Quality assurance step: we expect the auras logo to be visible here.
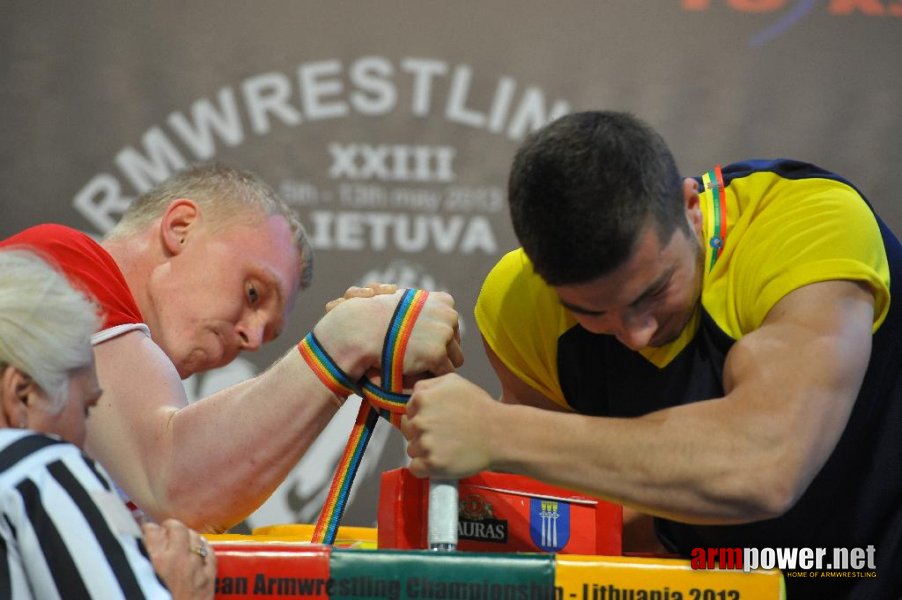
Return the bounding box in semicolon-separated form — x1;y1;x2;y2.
683;0;902;46
458;494;509;544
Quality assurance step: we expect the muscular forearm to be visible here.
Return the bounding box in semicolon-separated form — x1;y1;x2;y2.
489;399;792;525
158;351;340;531
406;375;797;524
90;327;378;531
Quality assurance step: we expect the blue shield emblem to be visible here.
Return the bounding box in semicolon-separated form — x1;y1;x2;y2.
529;498;570;552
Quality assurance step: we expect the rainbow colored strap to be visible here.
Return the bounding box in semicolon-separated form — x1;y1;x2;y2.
298;332;358;402
311;289;430;544
702;164;729;272
310;401;379;544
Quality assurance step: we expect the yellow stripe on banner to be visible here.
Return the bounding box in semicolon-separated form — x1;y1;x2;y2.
555;555;785;600
250;524;379;549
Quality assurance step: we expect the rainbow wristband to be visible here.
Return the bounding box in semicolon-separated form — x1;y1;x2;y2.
297;332;358;405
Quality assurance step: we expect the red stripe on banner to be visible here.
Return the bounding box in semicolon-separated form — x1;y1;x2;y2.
210;542;331;599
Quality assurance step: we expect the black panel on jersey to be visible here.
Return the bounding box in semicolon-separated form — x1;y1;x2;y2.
557;310;733;417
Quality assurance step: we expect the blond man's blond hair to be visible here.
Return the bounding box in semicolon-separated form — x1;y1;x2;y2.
107;163;314;289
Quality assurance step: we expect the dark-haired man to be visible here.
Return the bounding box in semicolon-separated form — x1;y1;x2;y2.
400;111;900;599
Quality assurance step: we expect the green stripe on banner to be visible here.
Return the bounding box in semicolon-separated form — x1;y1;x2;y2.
330;549;555;599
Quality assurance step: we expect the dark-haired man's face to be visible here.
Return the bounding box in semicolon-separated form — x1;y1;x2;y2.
554;221;704;351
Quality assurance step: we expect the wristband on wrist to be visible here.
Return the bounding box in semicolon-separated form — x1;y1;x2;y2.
297;332;358;407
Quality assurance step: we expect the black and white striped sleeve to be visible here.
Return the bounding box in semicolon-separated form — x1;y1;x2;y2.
0;432;172;599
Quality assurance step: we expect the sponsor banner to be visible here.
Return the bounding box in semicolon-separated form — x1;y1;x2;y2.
210;542;331;599
206;540;786;600
555;555;784;600
330;548;555;600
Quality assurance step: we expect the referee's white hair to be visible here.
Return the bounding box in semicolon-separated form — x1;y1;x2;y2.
0;249;101;413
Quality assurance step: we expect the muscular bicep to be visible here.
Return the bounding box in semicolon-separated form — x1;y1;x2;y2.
86;331;185;509
723;279;874;493
481;336;570;412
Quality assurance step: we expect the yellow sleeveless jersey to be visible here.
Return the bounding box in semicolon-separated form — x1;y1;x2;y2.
475;160;890;410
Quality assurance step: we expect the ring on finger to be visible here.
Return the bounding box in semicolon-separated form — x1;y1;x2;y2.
190;539;209;560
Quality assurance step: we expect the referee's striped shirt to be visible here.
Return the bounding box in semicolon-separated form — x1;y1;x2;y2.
0;429;171;599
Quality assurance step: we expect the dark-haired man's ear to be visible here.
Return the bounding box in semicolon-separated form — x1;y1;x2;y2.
682;178;703;237
161;198;201;255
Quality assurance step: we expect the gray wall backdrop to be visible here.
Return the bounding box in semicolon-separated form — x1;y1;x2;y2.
2;0;900;532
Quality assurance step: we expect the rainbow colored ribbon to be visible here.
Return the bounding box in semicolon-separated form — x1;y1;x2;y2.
297;333;358;400
702;164;729;272
308;288;429;544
